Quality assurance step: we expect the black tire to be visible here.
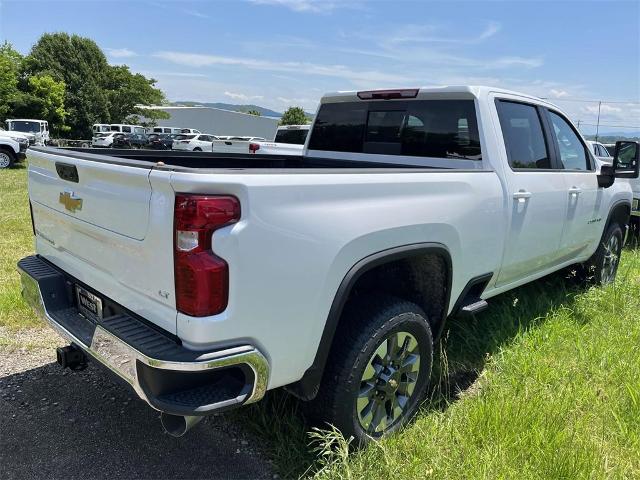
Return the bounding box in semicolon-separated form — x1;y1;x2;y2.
193;147;202;152
583;222;624;285
0;148;16;169
310;294;433;445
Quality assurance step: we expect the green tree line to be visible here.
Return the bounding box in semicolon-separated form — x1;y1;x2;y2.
0;33;168;139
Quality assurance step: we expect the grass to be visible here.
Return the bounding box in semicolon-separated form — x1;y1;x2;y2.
2;163;640;478
0;165;42;330
242;252;640;478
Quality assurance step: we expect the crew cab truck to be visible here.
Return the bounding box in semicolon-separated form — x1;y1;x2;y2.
17;86;639;443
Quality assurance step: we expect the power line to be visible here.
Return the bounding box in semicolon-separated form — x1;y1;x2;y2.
540;97;640;105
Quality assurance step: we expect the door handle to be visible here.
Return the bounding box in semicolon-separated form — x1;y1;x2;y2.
568;186;582;196
513;190;532;203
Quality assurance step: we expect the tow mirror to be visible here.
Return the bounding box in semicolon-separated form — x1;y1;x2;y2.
613;140;640;179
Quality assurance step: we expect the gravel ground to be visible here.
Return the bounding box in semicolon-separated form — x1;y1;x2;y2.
0;328;274;480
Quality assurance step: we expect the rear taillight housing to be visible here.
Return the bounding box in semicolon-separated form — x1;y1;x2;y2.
173;194;240;317
249;143;260;153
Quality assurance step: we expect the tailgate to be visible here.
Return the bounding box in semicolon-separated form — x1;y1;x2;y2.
29;149;152;240
27;148;178;334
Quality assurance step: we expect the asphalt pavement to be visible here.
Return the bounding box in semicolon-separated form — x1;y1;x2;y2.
0;344;273;480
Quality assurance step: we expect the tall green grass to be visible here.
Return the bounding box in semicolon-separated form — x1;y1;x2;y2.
0;165;40;329
243;251;640;479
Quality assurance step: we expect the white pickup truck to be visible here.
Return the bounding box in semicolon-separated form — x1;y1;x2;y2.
250;124;310;156
18;86;639;443
0;135;27;168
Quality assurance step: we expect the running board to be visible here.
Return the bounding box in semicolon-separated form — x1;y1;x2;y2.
459;299;489;317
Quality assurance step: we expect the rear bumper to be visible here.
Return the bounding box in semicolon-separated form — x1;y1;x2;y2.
17;255;269;416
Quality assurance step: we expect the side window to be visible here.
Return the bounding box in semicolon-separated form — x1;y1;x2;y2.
122;126;132;133
496;101;550;169
548;111;590;170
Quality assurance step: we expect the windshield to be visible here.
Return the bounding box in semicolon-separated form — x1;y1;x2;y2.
9;121;41;133
274;129;308;145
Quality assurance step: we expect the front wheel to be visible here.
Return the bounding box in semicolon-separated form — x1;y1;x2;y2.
311;295;433;445
584;223;624;285
0;149;16;169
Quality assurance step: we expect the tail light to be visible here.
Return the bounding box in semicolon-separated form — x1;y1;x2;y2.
357;88;419;100
249;143;260;153
174;194;240;317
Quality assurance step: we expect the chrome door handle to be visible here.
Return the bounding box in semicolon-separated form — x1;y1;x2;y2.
568;187;582;196
513;190;532;203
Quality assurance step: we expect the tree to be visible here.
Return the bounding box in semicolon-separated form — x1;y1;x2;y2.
105;65;168;125
23;33;110;138
247;109;261;116
280;106;308;125
0;42;22;121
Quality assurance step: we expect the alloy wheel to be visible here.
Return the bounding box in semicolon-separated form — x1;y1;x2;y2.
0;152;11;169
602;234;620;284
356;331;421;435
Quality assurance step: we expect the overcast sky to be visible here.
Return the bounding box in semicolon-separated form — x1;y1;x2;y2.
1;0;638;135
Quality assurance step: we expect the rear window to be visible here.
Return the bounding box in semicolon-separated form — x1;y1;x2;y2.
308;100;481;160
175;134;196;140
274;128;309;145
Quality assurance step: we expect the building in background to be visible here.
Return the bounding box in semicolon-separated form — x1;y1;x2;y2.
139;106;279;139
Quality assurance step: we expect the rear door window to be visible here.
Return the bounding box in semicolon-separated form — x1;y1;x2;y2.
308;100;481;160
496;101;551;169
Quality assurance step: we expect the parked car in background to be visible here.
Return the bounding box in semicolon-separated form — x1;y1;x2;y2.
5;119;49;145
274;124;310;145
172;133;217;151
587;140;613;164
180;128;201;134
0;126;35;146
211;136;267;154
19;86;639;443
0;136;26;169
112;132;148;149
91;132;119;148
250;126;310;156
146;133;176;150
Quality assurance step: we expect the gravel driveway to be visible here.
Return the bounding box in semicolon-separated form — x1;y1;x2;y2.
0;329;274;480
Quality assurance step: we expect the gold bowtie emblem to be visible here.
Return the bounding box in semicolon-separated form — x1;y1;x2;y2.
59;191;83;213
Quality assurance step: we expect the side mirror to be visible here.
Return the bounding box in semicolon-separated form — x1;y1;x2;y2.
613;140;640;179
598;164;615;188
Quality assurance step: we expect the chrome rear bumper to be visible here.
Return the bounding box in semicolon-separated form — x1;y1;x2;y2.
18;255;269;416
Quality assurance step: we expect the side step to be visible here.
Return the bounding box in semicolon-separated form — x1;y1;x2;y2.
459;299;489;317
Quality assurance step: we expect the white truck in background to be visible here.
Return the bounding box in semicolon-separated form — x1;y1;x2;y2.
0;135;27;168
251;124;309;156
17;86;639;444
6;119;49;145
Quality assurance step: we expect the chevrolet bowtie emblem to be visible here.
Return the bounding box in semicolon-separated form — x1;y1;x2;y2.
59;191;83;213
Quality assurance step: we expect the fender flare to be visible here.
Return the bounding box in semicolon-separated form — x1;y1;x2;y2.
285;242;452;400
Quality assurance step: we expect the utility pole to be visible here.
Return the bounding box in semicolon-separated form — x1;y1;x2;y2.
595;101;602;142
576;119;581;131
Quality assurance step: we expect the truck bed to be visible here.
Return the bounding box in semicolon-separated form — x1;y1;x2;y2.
38;147;464;171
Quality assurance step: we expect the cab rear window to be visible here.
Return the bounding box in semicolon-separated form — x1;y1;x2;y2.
308;100;481;160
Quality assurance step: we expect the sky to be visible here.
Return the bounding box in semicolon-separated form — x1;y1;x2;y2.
0;0;639;135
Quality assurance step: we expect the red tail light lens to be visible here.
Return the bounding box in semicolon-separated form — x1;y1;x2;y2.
357;89;419;100
174;194;240;317
249;142;260;153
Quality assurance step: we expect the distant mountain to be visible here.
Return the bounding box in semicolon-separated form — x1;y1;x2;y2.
171;101;284;118
171;101;315;118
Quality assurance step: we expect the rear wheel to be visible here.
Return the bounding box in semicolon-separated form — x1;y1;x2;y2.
584;223;624;285
311;295;433;445
0;149;16;169
193;147;202;152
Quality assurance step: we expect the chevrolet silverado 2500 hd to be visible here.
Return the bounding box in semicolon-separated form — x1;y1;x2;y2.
18;86;639;443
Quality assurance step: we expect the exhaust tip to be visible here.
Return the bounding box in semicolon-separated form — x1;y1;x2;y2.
160;413;204;437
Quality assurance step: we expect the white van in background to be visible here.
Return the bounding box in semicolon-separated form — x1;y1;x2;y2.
92;124;111;134
152;126;183;135
110;124;146;134
6;119;49;145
